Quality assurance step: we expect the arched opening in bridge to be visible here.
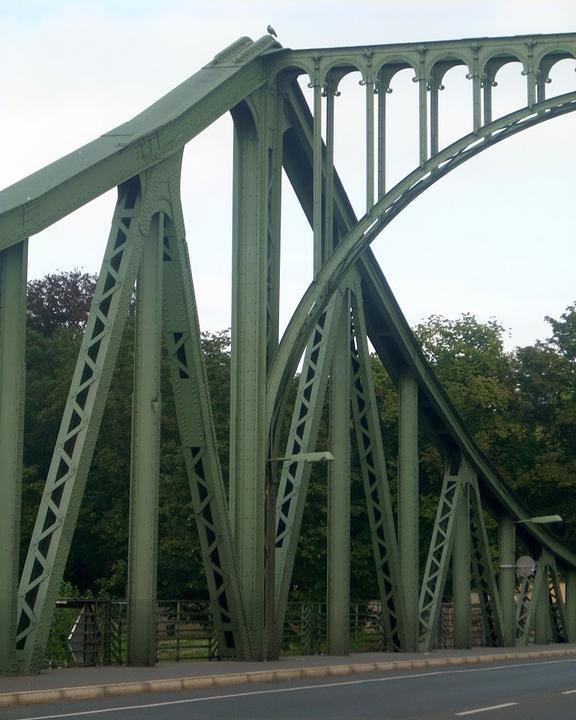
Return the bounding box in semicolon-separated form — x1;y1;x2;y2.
490;59;526;120
383;67;420;190
434;64;474;151
545;57;576;98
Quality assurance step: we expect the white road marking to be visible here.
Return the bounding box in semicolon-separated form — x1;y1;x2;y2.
10;657;576;720
455;702;518;716
562;689;576;694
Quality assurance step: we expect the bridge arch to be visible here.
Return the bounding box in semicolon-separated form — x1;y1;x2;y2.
427;53;473;83
267;92;576;436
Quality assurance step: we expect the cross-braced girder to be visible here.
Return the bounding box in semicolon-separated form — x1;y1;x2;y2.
1;31;575;671
469;479;503;647
349;281;405;651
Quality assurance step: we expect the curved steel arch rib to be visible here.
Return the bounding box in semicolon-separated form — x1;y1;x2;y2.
268;91;576;433
273;87;576;567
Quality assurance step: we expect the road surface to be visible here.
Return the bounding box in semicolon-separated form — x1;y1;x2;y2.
3;657;576;719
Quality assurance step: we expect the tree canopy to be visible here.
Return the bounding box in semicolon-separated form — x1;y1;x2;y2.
20;270;576;599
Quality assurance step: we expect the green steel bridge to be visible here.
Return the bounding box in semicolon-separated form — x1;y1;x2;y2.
1;31;575;673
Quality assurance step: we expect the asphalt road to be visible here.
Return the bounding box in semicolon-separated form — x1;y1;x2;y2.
3;658;576;720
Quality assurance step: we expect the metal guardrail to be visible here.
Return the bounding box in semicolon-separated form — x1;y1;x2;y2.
46;600;126;668
45;599;217;668
45;599;486;667
156;601;217;662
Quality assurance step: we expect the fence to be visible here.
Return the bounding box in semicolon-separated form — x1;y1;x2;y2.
44;599;485;667
45;599;215;668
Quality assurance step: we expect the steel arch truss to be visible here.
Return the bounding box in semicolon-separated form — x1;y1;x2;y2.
1;32;575;672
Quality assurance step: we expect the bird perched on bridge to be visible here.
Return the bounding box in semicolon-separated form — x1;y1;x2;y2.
267;25;278;38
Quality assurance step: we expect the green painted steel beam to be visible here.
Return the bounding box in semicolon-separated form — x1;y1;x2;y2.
349;280;405;651
453;473;471;649
268;33;576;72
229;90;275;660
516;555;547;646
567;570;576;642
327;290;351;656
419;456;472;651
0;37;280;251
15;158;177;672
0;241;27;675
498;515;516;647
161;205;249;658
126;213;164;666
546;556;569;643
272;297;343;654
398;372;419;651
469;478;503;647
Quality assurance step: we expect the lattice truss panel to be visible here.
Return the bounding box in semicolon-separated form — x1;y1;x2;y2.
349;282;404;651
16;177;143;669
515;551;569;646
1;32;575;671
469;478;503;647
419;459;466;650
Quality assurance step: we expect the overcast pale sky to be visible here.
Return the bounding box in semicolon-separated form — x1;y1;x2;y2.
1;0;575;349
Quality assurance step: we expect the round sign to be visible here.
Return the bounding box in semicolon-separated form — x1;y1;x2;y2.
516;555;536;578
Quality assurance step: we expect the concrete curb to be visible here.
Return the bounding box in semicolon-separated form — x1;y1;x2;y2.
1;648;575;709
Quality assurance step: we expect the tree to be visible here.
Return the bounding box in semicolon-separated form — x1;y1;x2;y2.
27;270;96;336
512;304;576;546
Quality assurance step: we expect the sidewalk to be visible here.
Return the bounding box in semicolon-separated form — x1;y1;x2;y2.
1;644;575;708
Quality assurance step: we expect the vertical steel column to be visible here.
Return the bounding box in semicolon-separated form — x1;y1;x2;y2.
566;569;576;642
327;290;351;655
453;472;471;649
417;60;428;166
398;372;419;650
469;478;503;646
429;76;439;157
161;212;248;658
16;175;146;672
324;78;335;252
264;88;283;660
525;54;536;109
365;78;375;210
127;213;164;665
536;70;547;103
272;298;342;653
350;284;405;650
498;515;516;646
471;53;482;133
229;97;269;660
533;555;549;644
266;89;283;363
546;556;569;642
0;241;27;675
377;74;387;199
419;456;466;651
312;79;324;274
325;73;349;653
483;75;493;125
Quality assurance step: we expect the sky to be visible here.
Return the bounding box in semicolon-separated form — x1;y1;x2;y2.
0;0;575;350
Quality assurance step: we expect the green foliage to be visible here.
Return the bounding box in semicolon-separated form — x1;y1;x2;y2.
27;270;96;336
414;308;576;549
20;269;576;606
